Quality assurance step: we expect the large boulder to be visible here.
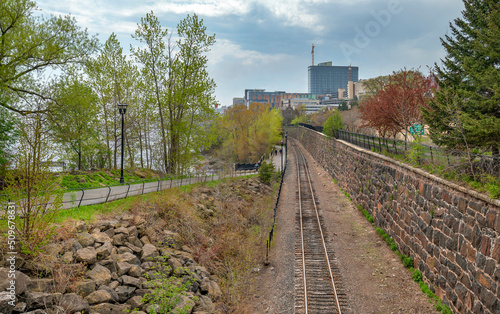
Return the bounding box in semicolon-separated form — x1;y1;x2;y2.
77;232;95;247
173;295;195;313
126;295;144;311
117;252;140;265
92;232;112;244
116;262;132;277
85;290;113;305
25;292;61;311
87;265;111;286
69;280;95;297
128;265;144;278
114;227;130;235
0;291;15;314
112;233;126;246
141;244;159;261
27;279;54;293
90;302;129;314
98;285;119;303
96;241;113;260
59;293;89;313
75;247;97;265
115;286;136;302
0;268;31;295
121;275;142;288
200;278;222;298
197;295;215;313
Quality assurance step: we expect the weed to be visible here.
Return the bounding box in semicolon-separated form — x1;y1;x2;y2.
401;255;413;268
357;205;373;223
411;269;422;282
142;257;195;313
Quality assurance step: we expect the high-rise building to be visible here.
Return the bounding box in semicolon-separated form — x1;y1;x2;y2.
308;63;359;95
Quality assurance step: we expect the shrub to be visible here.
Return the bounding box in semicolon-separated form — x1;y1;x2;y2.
258;161;275;185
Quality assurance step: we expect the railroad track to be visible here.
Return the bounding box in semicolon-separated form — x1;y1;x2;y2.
292;140;349;313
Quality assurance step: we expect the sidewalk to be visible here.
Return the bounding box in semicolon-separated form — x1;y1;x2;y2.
60;171;255;209
270;145;286;172
1;171;256;213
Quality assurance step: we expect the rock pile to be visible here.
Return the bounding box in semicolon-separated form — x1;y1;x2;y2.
0;217;221;314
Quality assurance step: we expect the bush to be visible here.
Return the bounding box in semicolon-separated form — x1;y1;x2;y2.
258;161;275;185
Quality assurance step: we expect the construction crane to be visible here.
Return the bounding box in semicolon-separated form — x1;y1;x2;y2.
311;44;315;66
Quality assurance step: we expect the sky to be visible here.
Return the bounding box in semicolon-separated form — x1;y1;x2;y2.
36;0;465;107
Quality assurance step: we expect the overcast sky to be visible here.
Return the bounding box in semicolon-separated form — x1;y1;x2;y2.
37;0;465;106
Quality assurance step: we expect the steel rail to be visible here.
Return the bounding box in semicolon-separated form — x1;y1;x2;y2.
293;141;342;314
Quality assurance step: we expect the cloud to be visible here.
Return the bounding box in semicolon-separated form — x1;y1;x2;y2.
208;39;290;66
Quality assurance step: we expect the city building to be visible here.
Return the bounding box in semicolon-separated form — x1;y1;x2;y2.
354;80;368;100
308;63;359;95
232;97;244;106
244;89;312;108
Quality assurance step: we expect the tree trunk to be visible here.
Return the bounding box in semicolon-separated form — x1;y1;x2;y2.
139;125;144;168
126;132;134;168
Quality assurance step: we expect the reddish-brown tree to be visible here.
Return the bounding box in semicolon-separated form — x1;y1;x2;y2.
360;69;433;144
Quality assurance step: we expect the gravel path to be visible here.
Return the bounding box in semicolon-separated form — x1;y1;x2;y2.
251;139;438;313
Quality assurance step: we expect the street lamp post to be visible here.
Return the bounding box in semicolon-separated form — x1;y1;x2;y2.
118;103;128;184
280;139;283;172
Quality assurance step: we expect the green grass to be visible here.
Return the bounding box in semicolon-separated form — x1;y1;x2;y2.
53;192;154;223
357;204;374;224
53;174;257;224
57;168;178;191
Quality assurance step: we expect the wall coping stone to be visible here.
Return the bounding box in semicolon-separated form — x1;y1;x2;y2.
297;126;500;208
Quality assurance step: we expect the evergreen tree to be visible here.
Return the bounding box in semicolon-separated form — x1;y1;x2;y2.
339;100;349;111
423;0;500;157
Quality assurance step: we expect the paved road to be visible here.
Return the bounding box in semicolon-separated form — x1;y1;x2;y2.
61;172;256;209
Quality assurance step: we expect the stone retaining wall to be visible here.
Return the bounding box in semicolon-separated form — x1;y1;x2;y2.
286;126;500;314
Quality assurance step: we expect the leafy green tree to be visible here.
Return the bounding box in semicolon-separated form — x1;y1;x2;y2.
323;110;343;138
86;33;135;169
0;0;98;115
339;100;349;111
359;75;390;103
49;72;99;170
291;115;308;125
132;12;217;174
249;108;283;161
214;103;282;163
423;0;500;157
0;104;18;175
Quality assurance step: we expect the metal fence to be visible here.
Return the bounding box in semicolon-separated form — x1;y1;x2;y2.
0;170;258;213
338;130;500;179
265;141;288;264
